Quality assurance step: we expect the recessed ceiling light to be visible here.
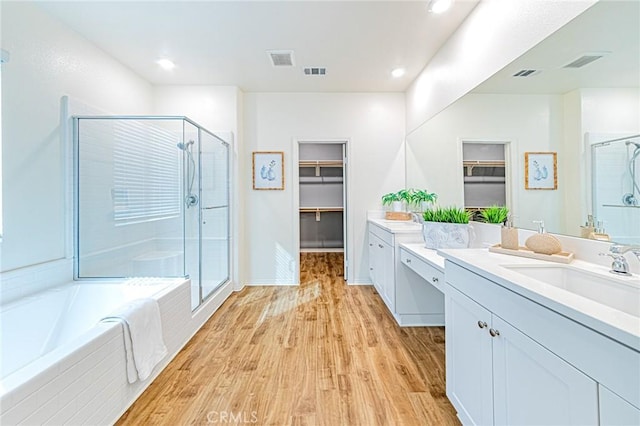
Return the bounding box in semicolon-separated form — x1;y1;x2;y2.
391;68;406;78
157;58;176;71
429;0;453;14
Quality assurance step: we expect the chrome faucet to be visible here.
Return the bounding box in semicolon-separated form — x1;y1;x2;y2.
600;244;640;276
610;244;640;258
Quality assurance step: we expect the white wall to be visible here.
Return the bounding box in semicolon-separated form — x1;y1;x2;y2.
153;86;240;136
406;93;566;233
243;93;405;285
1;2;153;272
405;0;596;133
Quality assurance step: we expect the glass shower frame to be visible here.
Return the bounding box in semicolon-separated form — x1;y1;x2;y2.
591;133;640;244
73;116;231;310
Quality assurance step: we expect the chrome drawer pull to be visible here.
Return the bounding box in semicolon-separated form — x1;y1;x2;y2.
489;328;500;337
477;321;487;329
432;277;439;283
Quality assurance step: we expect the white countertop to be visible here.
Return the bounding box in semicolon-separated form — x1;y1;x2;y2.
438;248;640;352
400;243;445;271
368;218;422;233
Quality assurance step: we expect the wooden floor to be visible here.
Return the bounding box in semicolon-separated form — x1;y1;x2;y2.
117;253;459;425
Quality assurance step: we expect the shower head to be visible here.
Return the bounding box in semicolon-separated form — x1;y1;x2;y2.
177;140;195;151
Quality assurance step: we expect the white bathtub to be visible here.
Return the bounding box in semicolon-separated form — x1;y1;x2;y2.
0;277;192;425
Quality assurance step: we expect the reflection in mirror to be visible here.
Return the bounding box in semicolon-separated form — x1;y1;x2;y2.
405;0;640;243
591;134;640;244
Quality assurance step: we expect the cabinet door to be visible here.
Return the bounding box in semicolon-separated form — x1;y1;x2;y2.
381;240;395;311
446;287;494;426
368;232;377;289
599;385;640;426
492;315;598;426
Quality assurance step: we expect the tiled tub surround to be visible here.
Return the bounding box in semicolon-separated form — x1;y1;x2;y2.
0;277;191;425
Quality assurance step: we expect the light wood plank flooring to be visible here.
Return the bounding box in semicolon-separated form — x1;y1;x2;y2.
117;253;459;425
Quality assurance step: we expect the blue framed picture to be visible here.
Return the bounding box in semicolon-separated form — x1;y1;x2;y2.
252;151;284;190
525;151;557;190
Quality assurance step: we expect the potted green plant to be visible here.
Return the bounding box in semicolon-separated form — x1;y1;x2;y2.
409;189;437;212
381;191;403;212
422;206;474;249
479;205;509;224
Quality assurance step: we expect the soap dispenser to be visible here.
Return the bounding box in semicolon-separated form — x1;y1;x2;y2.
500;214;519;250
524;220;562;255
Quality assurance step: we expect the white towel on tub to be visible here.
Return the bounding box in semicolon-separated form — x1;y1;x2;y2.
100;298;168;383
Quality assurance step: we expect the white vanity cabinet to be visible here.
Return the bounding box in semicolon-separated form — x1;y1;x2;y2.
600;385;640;426
447;286;598;426
368;230;394;308
444;258;640;426
368;220;438;325
398;246;445;324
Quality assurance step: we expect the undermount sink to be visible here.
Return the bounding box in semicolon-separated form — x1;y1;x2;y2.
501;264;640;318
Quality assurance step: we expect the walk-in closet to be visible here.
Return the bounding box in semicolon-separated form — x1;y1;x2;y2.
298;143;346;253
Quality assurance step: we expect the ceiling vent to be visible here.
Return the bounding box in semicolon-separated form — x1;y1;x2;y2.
512;69;541;77
267;50;295;67
303;67;326;76
563;52;609;69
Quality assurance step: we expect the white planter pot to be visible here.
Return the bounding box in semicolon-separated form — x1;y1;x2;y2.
422;221;475;249
392;201;403;212
420;201;434;212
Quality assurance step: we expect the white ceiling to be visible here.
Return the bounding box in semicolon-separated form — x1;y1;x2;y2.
35;0;480;92
473;0;640;95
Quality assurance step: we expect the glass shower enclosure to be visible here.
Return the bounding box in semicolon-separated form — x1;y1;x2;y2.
73;116;230;310
591;133;640;244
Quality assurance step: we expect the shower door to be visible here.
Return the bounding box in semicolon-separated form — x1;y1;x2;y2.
198;130;230;304
182;123;230;310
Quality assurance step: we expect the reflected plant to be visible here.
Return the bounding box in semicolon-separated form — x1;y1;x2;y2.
479;205;509;224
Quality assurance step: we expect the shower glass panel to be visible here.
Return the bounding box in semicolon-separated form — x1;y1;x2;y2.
199;131;230;302
591;134;640;244
74;116;230;310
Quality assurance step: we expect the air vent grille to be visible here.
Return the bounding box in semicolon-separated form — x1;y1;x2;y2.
513;69;540;77
563;54;606;69
267;50;294;67
304;67;326;76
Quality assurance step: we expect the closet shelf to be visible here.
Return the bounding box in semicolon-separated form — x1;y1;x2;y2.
299;160;344;177
300;207;344;213
300;207;343;222
299;160;344;167
463;176;506;183
463;160;505;176
300;176;344;184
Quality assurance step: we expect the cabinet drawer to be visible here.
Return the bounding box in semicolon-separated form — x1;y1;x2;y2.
400;248;444;293
368;223;394;246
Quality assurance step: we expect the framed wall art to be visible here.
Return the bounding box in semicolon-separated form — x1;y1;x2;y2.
525;151;557;190
252;151;284;190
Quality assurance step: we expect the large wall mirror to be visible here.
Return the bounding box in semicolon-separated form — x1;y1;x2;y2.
406;0;640;244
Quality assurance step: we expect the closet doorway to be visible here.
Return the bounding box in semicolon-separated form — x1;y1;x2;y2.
462;140;511;219
296;141;348;281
